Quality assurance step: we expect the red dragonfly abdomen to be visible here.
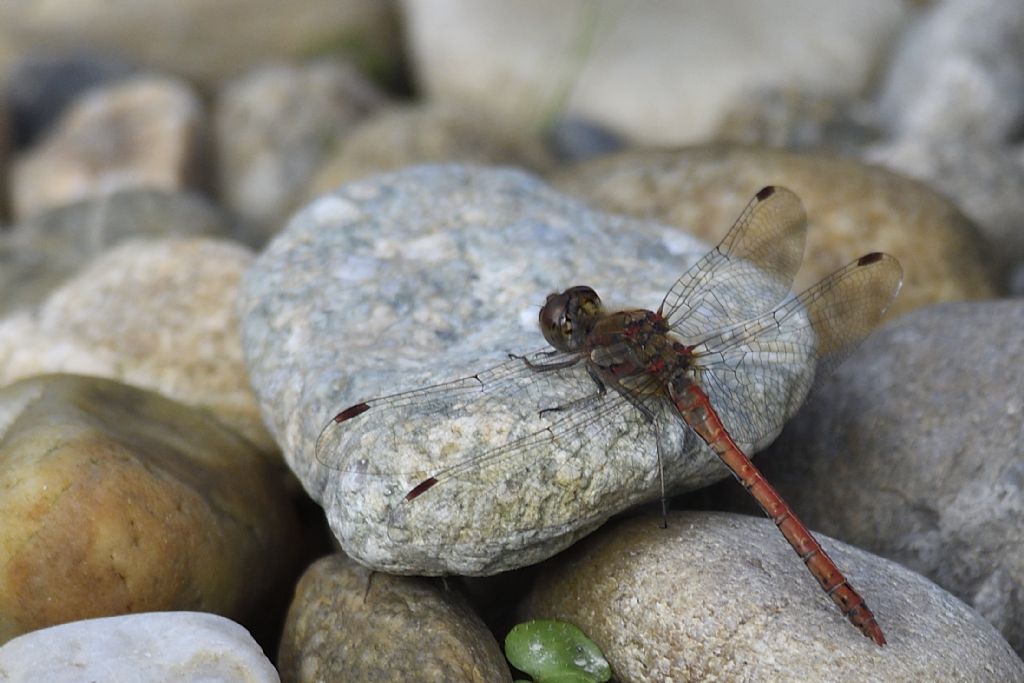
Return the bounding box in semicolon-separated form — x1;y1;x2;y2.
673;383;886;646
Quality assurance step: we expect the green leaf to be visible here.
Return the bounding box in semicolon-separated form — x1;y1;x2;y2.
505;619;611;683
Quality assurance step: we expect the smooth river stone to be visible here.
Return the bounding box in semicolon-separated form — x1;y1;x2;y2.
521;511;1024;683
278;553;511;682
0;375;299;643
0;612;279;683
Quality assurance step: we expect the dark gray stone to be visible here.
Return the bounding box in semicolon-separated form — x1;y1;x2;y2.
723;301;1024;655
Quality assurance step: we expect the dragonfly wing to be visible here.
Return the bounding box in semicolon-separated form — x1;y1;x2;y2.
660;186;808;343
315;349;692;560
316;348;579;476
690;253;903;446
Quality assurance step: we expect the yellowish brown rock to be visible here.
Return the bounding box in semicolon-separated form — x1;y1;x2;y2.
278;553;511;683
308;103;553;197
0;374;300;644
552;145;998;317
0;237;274;453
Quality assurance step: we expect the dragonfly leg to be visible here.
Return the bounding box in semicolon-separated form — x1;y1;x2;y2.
654;423;669;528
362;570;377;604
538;367;607;417
511;351;582;372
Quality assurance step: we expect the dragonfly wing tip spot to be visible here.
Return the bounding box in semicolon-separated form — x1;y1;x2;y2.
405;476;439;501
336;402;371;422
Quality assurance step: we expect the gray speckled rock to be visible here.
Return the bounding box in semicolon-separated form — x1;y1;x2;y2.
0;612;279;683
278;553;511;682
875;0;1024;143
238;165;820;575
522;511;1024;682
718;301;1024;656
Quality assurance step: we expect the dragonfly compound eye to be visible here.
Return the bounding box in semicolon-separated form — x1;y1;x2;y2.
540;291;573;351
540;286;604;352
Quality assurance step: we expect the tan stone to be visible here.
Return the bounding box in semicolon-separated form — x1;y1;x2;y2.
309;102;553;196
11;76;206;219
522;511;1023;682
0;237;275;453
552;145;998;317
0;375;300;644
278;553;511;683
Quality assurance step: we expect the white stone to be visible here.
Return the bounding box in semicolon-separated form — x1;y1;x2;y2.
0;612;279;683
402;0;910;145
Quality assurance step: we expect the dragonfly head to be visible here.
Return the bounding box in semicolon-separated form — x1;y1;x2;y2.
539;285;604;352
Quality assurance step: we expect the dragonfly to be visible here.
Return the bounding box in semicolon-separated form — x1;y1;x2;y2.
317;186;902;646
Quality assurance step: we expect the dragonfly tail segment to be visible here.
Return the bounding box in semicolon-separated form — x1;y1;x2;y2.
675;384;886;646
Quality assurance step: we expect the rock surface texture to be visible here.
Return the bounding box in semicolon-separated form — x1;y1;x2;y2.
522;512;1024;683
278;553;511;683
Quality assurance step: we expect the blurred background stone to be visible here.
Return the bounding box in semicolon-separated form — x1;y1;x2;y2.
307;102;553;197
0;189;231;316
0;98;8;221
544;116;624;163
215;59;386;245
402;0;911;145
552;145;999;318
715;89;882;156
2;52;140;150
875;0;1024;144
865;139;1024;288
0;237;275;453
0;1;402;88
11;76;208;219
